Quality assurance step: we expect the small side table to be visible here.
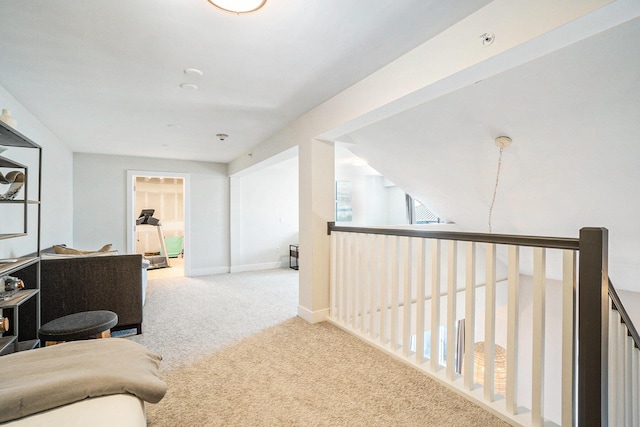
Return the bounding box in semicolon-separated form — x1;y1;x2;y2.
289;244;299;270
39;310;118;346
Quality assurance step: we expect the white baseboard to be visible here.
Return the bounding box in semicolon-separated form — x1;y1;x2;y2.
230;261;289;273
185;262;291;276
188;266;230;276
297;305;329;324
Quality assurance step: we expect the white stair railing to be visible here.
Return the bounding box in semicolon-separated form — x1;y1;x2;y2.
327;224;640;426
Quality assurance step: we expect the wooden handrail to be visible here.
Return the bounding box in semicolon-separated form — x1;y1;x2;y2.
327;222;580;250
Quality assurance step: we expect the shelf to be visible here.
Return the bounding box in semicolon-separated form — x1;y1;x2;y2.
0;199;40;204
0;338;40;355
0;289;39;309
0;335;17;354
0;155;27;169
0;256;39;276
0;121;41;149
0;233;28;241
0;119;42;357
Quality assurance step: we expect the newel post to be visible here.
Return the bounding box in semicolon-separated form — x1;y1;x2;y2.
578;227;609;426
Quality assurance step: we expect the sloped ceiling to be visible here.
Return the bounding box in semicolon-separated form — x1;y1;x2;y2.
343;17;640;290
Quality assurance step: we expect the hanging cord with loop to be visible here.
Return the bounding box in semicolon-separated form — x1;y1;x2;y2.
488;146;504;233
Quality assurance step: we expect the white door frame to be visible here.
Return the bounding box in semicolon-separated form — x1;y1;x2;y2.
126;170;191;276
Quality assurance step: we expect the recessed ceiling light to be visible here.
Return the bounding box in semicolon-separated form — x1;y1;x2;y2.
180;83;198;90
207;0;267;14
184;68;203;77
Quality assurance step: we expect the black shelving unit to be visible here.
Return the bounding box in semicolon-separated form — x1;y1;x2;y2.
0;120;42;355
289;244;299;270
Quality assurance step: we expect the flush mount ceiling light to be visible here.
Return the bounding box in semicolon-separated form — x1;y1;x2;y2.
207;0;267;14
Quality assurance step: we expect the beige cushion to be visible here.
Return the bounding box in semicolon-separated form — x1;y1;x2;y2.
42;251;119;259
53;244;112;255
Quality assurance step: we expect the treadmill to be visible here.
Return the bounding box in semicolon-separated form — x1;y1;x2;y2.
136;209;170;269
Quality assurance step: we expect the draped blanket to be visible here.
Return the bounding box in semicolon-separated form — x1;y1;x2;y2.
0;339;166;423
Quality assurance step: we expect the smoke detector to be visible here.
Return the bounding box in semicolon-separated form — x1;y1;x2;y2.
480;32;495;46
216;133;229;141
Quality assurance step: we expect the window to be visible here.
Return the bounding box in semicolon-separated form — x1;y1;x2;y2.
406;194;441;224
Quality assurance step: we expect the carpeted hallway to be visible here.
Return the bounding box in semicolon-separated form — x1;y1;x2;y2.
129;269;508;426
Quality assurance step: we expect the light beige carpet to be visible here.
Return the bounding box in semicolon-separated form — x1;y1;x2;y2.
131;269;508;426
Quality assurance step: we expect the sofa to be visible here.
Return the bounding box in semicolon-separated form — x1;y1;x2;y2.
0;339;166;426
20;250;148;335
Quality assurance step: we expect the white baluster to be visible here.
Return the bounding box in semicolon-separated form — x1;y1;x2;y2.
337;232;346;324
626;335;633;426
416;238;426;365
484;243;496;402
609;303;618;427
369;234;378;339
347;234;355;328
380;235;390;346
364;233;373;334
390;236;400;351
356;233;365;332
464;242;476;391
430;239;441;372
633;346;639;427
561;250;576;426
330;231;337;319
506;245;520;414
616;312;627;426
403;237;414;358
531;247;546;427
617;309;626;425
446;240;457;380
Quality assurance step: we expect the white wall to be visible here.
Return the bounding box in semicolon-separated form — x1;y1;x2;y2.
335;147;408;226
386;185;408;225
0;84;73;258
230;156;298;271
346;175;406;226
73;153;229;275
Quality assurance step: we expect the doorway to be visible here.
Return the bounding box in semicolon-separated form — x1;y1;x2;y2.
127;171;190;277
